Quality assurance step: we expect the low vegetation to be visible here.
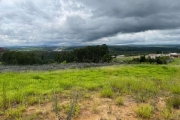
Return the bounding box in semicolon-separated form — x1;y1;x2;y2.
131;55;172;64
136;104;153;118
115;96;124;106
0;58;180;119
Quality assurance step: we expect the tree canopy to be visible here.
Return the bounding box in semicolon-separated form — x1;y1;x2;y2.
2;44;112;65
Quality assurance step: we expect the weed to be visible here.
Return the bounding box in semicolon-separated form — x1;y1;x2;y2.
61;60;67;65
2;82;8;111
166;96;180;109
61;104;70;114
136;104;153;118
66;89;80;120
135;90;155;103
53;94;64;120
92;102;99;114
27;114;37;120
84;93;91;99
170;85;180;94
6;105;26;119
10;91;25;105
115;96;124;106
161;108;172;119
100;87;113;98
84;84;100;91
74;104;80;117
35;110;44;119
27;96;38;105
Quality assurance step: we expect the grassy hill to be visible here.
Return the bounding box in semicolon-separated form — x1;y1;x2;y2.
0;60;180;119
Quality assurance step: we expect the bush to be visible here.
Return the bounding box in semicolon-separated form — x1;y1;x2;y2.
100;87;113;98
131;56;172;64
102;54;112;63
166;96;180;110
136;104;153;118
115;97;124;106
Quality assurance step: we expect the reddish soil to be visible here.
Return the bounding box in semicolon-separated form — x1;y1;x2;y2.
1;93;180;120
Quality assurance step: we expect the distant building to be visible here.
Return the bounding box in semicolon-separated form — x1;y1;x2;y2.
148;54;163;59
112;55;125;58
148;53;172;59
52;48;62;52
116;55;125;58
169;53;180;58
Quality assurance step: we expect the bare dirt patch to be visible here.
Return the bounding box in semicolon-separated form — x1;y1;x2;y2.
1;93;180;120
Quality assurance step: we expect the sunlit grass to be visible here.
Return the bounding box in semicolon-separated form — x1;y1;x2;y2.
169;58;180;65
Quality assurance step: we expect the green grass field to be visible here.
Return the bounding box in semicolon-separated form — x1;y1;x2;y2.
169;58;180;65
1;59;180;119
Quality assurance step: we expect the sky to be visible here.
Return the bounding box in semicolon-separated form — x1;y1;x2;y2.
0;0;180;46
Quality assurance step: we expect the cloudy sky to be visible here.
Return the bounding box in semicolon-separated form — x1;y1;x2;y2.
0;0;180;46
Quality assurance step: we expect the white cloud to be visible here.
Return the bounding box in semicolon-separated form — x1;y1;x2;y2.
0;0;180;46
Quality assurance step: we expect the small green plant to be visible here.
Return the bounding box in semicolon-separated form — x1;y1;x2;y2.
166;96;180;110
2;82;8;111
136;104;153;118
135;89;156;103
100;87;113;98
0;109;4;116
170;85;180;94
61;60;67;65
161;108;172;119
26;114;37;120
84;93;91;99
27;96;38;105
115;97;124;106
6;105;26;119
74;104;80;117
53;94;64;120
59;104;69;113
92;102;99;114
66;89;80;120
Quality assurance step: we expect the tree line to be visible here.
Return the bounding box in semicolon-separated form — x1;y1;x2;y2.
130;55;172;64
1;44;112;65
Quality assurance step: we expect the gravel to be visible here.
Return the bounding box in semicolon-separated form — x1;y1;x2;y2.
0;63;119;72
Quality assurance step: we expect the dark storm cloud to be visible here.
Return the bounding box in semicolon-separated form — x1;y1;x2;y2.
0;0;180;46
75;0;180;41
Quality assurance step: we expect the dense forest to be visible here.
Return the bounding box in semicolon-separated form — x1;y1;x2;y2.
1;44;112;65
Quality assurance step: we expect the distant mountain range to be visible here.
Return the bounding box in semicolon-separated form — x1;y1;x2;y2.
1;44;180;56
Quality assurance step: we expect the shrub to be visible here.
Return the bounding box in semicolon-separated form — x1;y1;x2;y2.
61;60;67;65
100;87;113;98
6;106;26;119
161;108;172;119
115;97;124;106
136;104;153;118
166;96;180;110
27;96;39;105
